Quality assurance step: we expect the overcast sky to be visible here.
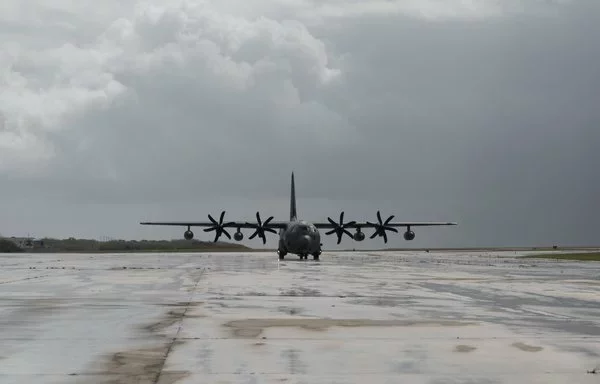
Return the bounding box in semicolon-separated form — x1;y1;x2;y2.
1;0;599;249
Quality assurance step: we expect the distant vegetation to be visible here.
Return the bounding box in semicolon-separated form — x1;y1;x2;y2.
1;237;598;255
520;252;600;261
0;238;25;253
0;237;250;253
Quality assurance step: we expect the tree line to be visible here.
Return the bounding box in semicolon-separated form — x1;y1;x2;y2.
0;237;251;253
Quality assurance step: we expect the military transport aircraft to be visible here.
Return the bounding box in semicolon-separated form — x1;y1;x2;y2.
140;173;457;260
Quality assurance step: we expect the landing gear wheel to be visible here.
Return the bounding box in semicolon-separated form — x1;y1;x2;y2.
277;239;287;260
312;253;320;261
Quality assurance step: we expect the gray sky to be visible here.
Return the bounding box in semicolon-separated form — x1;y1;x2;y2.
1;0;599;249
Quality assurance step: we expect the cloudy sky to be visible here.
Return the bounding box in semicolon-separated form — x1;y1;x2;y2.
1;0;599;249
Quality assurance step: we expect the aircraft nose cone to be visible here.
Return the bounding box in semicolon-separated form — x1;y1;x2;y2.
301;235;310;247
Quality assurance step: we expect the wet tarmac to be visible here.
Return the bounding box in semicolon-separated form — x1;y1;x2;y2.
0;250;599;383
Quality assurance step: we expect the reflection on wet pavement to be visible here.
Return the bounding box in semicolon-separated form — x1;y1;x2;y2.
0;250;599;383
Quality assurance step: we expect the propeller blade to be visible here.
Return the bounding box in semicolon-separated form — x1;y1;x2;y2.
246;212;276;243
367;211;399;243
208;214;217;224
324;212;357;243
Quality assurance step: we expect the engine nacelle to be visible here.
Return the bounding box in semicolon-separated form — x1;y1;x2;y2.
234;231;244;241
184;230;194;240
404;230;415;241
354;230;365;241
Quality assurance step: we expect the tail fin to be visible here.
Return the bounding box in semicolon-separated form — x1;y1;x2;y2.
290;172;297;221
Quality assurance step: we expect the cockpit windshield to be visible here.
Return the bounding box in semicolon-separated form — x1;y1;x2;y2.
297;222;316;233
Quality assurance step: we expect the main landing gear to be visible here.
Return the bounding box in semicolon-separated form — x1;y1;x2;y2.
277;250;320;261
298;252;320;261
278;240;287;260
278;249;286;260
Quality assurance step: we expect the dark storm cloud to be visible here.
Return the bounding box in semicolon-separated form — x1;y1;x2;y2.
1;0;598;248
329;3;599;246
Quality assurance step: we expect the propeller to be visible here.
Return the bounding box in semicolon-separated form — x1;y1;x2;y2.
246;211;277;244
367;210;398;243
325;211;356;244
203;211;235;242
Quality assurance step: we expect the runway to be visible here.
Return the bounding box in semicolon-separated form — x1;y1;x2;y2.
0;250;599;383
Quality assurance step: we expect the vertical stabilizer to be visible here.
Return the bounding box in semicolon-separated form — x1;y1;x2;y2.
290;172;297;221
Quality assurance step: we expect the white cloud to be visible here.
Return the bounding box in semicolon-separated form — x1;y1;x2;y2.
229;0;574;25
1;0;576;180
0;0;350;181
300;0;503;21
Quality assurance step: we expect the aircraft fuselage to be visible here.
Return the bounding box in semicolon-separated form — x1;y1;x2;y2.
278;220;321;260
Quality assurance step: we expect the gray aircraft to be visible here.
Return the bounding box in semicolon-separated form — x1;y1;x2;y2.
140;173;457;260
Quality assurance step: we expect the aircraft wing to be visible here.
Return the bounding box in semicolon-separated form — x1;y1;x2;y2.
310;211;457;244
139;211;286;244
311;210;457;229
312;221;457;228
139;221;288;229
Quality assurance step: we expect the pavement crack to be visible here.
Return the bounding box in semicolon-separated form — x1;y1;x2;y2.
0;274;51;284
152;267;205;384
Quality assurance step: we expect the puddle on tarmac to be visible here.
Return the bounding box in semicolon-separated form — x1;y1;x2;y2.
223;318;476;338
454;345;477;353
512;342;543;352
